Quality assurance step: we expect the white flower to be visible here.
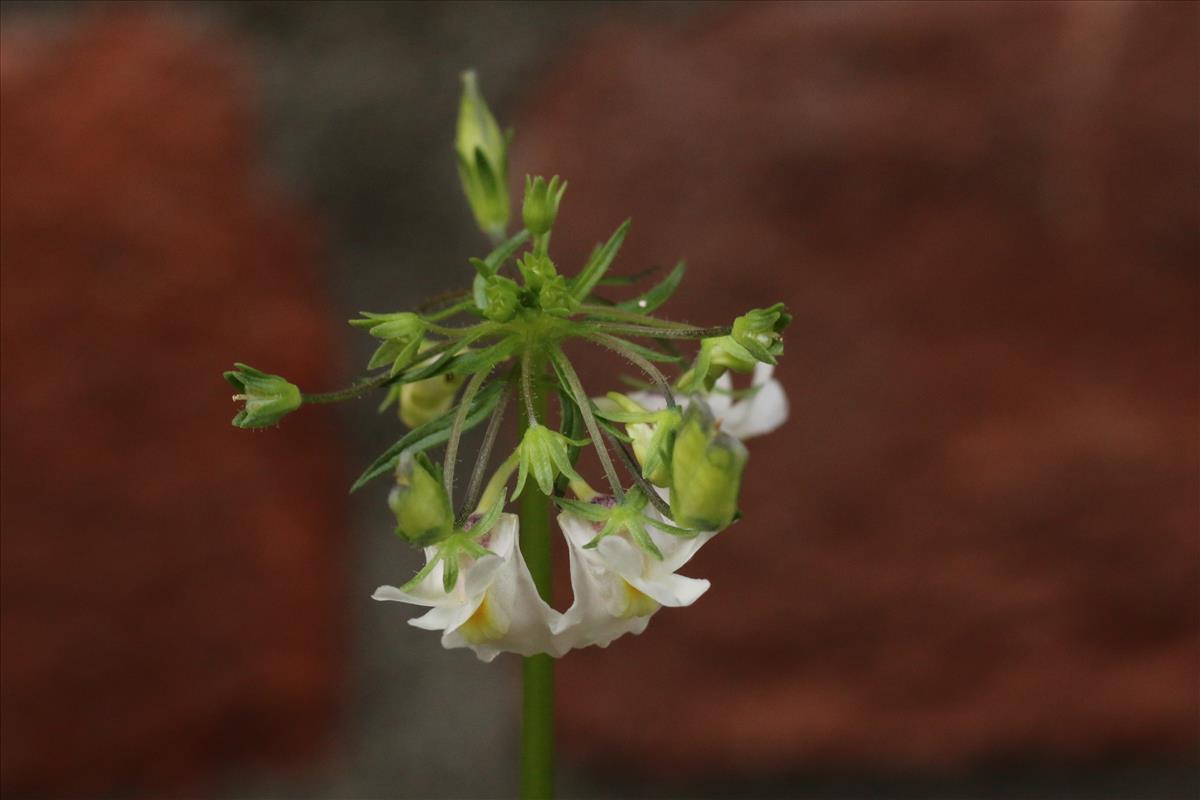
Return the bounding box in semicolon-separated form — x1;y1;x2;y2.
372;514;562;662
632;362;787;440
553;506;717;650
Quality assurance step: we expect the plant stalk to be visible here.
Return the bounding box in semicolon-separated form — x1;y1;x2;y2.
519;354;554;800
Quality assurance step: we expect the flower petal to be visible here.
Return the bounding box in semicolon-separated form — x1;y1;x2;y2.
375;514;563;662
721;364;788;439
556;513;654;649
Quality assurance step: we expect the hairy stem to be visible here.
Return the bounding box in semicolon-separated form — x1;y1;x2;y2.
552;349;624;501
605;431;674;519
589;322;731;339
521;347;539;425
300;372;392;404
575;305;696;328
442;369;490;507
458;384;511;526
586;332;677;409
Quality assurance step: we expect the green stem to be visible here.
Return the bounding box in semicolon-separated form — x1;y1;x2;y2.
442;369;490;506
519;358;554;800
552;348;625;502
586;332;677;409
576;305;695;328
589;322;731;339
300;372;391;404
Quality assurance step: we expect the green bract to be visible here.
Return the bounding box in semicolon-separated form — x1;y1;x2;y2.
223;363;302;428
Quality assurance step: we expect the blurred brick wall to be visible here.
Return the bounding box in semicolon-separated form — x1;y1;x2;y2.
1;13;344;797
513;0;1199;777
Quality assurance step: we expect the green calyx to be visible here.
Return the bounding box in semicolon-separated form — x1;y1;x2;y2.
556;487;697;561
400;496;507;594
514;422;588;498
351;312;428;375
732;303;790;365
680;303;791;391
669;399;747;532
224;363;302;428
522;174;567;238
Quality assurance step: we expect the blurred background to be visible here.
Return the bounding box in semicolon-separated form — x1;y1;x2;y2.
1;2;1197;798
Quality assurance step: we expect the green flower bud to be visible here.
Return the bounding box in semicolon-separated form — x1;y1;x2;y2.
389;452;454;546
731;303;790;365
224;363;302;429
522;175;567;236
516;250;557;290
669;399;747;531
400;370;465;428
537;274;578;317
515;423;587;498
482;275;521;322
455;70;510;239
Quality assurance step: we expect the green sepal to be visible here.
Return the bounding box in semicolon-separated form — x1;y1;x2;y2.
514;423;588;498
571;218;630;301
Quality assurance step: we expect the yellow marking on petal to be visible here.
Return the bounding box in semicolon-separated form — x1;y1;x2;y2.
617;579;659;619
457;593;510;644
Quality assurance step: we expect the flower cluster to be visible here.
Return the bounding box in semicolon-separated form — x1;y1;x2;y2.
224;72;788;662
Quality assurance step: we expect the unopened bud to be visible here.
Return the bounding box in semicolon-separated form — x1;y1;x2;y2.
455;71;510;239
516;250;557;290
389;452;454;546
669;399;747;531
482;275;521;322
401;370;464;428
522;175;566;236
537;274;577;317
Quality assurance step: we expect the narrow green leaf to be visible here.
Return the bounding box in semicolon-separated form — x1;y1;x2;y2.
615;260;685;314
596;265;661;287
350;381;504;493
571;219;630;301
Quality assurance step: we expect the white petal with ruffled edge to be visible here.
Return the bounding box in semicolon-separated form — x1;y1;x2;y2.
554;511;717;651
373;514;563;662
